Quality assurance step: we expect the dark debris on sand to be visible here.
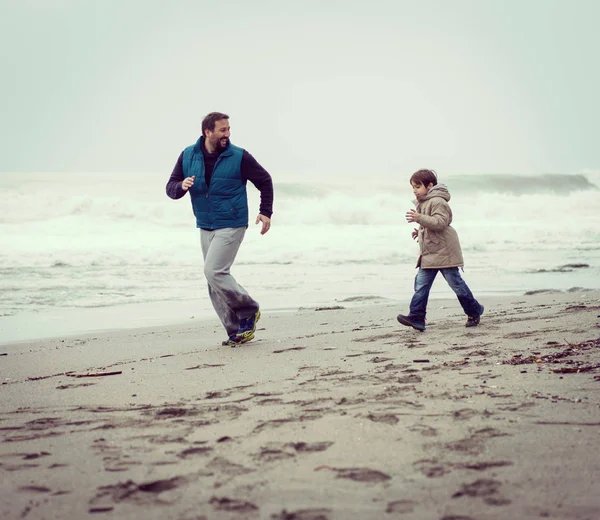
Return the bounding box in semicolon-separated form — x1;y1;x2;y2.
503;337;600;373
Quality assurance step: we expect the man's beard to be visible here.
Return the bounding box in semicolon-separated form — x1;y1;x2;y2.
216;139;228;152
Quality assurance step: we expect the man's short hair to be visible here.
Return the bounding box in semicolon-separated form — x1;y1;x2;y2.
202;112;229;136
410;169;438;187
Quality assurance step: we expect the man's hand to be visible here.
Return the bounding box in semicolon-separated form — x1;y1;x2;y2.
411;227;419;241
406;209;420;223
256;214;271;235
182;176;195;191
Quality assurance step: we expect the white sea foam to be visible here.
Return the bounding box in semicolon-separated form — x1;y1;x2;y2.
1;171;599;342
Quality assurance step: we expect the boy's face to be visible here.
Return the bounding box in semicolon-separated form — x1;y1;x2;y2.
411;181;433;200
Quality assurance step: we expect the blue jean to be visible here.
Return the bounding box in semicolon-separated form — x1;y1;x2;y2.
408;267;482;325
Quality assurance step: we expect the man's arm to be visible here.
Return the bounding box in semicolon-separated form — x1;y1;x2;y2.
165;151;188;199
241;151;273;218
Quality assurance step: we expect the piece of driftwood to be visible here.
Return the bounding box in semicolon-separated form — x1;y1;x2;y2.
66;371;123;378
535;421;600;426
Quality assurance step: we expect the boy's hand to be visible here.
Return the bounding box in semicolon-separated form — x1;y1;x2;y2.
411;228;419;241
406;209;420;223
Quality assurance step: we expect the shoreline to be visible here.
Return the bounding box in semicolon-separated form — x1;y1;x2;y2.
1;286;596;347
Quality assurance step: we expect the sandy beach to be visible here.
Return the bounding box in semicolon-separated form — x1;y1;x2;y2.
1;290;599;520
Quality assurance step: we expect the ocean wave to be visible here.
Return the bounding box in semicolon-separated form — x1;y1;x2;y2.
424;173;597;195
273;173;598;199
0;172;597;227
338;295;392;302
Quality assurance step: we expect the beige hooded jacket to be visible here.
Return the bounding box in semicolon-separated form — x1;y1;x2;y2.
414;184;464;269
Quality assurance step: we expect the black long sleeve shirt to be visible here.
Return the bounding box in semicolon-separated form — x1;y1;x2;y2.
165;145;274;218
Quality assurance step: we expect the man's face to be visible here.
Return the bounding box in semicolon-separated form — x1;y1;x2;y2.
205;119;231;152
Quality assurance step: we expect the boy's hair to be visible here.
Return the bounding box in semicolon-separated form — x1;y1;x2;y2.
202;112;229;136
410;169;438;187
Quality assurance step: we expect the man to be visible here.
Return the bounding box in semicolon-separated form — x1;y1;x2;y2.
166;112;273;347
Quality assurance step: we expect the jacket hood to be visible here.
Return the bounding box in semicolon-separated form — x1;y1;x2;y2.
412;183;451;206
424;183;451;202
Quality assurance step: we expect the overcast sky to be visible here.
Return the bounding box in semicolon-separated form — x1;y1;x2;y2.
1;0;598;179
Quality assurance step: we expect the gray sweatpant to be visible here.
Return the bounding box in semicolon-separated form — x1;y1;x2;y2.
200;227;259;336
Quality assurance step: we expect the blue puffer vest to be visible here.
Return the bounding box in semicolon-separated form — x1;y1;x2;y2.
182;137;248;229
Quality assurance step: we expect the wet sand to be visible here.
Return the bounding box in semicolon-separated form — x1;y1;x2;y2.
1;290;599;520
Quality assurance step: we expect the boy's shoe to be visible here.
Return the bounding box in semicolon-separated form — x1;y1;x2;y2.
465;305;484;328
465;315;480;327
237;310;261;340
397;314;426;332
222;332;255;347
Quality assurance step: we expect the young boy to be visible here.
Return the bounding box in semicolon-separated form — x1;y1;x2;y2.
397;169;483;331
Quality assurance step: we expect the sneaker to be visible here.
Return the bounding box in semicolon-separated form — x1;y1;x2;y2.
465;305;484;328
221;335;236;346
237;310;261;339
397;314;426;332
222;332;255;347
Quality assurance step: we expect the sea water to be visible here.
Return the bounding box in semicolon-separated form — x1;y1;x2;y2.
1;171;598;343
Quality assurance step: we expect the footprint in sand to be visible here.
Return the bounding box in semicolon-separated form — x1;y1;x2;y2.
502;331;542;339
177;446;213;459
154;407;198;418
456;460;513;471
271;509;332;520
254;413;324;433
273;346;306;354
497;402;536;412
209;496;258;513
386;500;418;513
184;363;225;370
440;428;510;456
56;383;96;390
18;485;52;493
369;356;394;363
203;390;232;399
255;441;334;462
315;466;391;483
452;478;511;506
20;451;51;460
138;479;186;493
397;373;422;384
408;424;438;437
413;459;451;478
255;445;296;462
207;456;254;476
451;408;486;421
291;441;333;453
366;413;399;425
90;476;189;506
336;467;391;482
256;397;285;406
353;333;398;343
